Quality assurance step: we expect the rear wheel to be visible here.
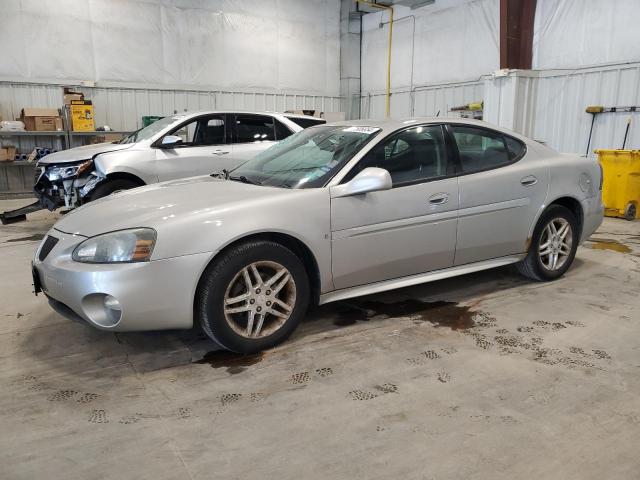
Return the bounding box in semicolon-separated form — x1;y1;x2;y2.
624;202;636;221
516;205;579;281
91;179;140;200
196;240;310;353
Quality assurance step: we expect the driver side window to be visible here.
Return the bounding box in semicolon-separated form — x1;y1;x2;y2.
342;125;449;186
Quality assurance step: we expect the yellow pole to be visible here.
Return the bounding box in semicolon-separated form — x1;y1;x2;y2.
356;0;393;118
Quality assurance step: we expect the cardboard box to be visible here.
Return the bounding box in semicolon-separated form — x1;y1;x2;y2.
89;133;124;144
21;108;63;131
63;88;84;105
0;146;17;162
70;100;95;131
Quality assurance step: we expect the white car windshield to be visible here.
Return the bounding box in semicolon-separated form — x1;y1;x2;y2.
229;125;381;189
119;115;187;144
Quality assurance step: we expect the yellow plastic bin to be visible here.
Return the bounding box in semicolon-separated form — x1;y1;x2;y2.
595;149;640;220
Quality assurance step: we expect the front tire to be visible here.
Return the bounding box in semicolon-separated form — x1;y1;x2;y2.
91;179;140;200
196;240;310;353
516;205;579;281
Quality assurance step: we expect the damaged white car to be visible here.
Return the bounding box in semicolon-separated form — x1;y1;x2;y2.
33;111;323;211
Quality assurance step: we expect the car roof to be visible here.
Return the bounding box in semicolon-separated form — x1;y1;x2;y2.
283;113;325;120
325;117;539;143
167;110;310;119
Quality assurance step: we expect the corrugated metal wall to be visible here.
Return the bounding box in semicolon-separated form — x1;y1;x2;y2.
360;80;485;120
0;82;344;132
532;63;640;158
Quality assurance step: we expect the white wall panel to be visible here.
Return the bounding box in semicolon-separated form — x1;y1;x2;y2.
0;82;342;132
533;0;640;70
360;80;484;120
0;0;341;96
532;64;640;158
361;0;498;92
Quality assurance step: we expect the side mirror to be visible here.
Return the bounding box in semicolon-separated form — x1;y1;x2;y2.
330;167;392;198
159;135;183;149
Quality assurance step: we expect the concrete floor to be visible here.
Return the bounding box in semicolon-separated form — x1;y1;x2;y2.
1;198;639;480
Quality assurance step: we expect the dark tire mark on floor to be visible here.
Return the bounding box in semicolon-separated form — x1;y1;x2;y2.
219;393;242;407
47;390;78;402
76;393;99;404
349;390;378;401
374;383;398;394
290;371;311;385
89;410;108;423
315;367;333;377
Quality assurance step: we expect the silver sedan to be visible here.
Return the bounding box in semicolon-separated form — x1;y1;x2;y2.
32;118;604;353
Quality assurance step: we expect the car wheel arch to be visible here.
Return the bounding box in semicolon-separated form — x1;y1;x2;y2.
104;171;146;187
526;196;585;252
194;231;322;311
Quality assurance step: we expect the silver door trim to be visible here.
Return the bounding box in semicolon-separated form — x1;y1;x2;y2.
319;254;525;305
457;197;530;219
331;209;458;240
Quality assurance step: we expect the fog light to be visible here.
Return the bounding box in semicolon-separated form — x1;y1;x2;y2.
103;295;122;323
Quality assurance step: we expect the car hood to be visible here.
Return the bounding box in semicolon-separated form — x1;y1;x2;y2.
53;175;299;238
38;142;133;165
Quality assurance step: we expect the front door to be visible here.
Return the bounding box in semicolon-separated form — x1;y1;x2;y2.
330;124;459;290
449;124;548;265
155;114;233;181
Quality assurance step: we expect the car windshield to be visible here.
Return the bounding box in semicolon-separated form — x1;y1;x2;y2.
118;115;186;144
229;125;381;189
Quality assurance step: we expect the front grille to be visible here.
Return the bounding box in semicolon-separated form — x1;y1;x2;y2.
38;235;59;261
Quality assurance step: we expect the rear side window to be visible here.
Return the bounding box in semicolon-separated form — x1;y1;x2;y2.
234;114;275;143
505;135;526;160
450;125;516;173
274;119;294;140
285;116;326;129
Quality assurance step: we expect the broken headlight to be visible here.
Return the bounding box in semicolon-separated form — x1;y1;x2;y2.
45;160;93;181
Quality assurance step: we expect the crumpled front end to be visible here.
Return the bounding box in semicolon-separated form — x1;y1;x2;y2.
34;160;106;211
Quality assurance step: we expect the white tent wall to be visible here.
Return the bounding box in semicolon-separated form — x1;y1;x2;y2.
357;0;640;156
0;0;340;95
359;0;498;119
533;0;640;70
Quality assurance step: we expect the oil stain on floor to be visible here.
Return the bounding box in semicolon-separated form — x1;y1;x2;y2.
194;350;264;374
332;299;479;330
586;238;632;254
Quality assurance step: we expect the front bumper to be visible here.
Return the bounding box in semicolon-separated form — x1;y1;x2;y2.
33;228;214;332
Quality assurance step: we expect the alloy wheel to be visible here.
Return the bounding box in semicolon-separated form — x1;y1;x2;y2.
223;261;297;338
538;217;573;271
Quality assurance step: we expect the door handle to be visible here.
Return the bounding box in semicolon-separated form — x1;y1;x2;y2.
212;150;229;156
520;175;538;186
428;193;449;205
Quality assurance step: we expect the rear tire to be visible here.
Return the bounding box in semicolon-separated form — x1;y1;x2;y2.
196;240;310;353
91;179;140;200
624;202;636;221
516;205;579;281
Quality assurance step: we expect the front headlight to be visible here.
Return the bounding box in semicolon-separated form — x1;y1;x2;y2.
72;228;156;263
46;160;93;181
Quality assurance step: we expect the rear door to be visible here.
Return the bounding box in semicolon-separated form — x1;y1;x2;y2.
155;113;232;181
449;124;548;265
331;124;459;289
230;114;282;163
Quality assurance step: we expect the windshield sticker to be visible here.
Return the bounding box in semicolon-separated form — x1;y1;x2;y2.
342;126;380;134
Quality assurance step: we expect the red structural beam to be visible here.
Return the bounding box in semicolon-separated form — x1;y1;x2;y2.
500;0;537;69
